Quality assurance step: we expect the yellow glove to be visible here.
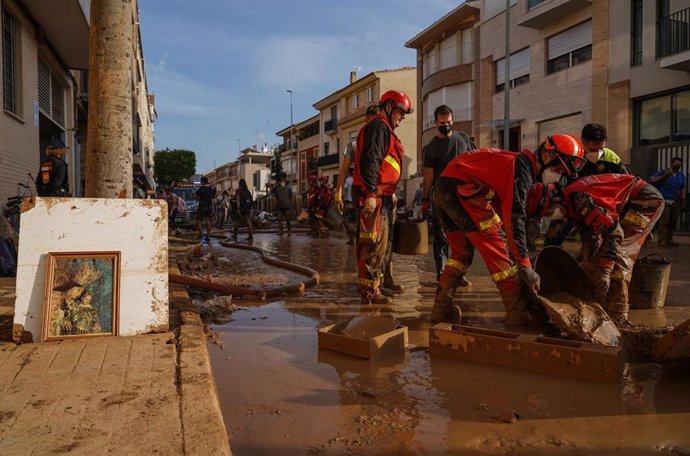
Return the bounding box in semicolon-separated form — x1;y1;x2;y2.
363;197;377;217
334;190;344;214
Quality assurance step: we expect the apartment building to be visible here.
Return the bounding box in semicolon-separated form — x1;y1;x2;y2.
1;0;88;237
405;3;480;164
1;0;156;227
276;114;319;196
275;122;301;194
312;67;418;182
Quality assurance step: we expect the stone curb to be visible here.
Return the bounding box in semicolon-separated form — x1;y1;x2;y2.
170;266;232;456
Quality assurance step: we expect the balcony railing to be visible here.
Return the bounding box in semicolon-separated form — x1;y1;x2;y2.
317;153;339;168
324;119;337;133
658;7;690;58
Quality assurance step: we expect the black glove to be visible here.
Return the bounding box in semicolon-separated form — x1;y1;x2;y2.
518;267;541;292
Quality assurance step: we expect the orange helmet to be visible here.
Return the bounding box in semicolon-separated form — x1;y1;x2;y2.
538;133;586;178
379;90;413;114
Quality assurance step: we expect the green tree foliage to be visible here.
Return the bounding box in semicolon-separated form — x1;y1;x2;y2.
154;149;196;185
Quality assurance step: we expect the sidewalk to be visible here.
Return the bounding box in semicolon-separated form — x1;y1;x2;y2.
0;274;230;456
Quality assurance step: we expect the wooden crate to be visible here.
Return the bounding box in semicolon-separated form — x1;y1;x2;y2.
318;321;408;360
429;323;621;383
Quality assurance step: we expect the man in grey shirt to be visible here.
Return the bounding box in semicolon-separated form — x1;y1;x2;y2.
273;173;293;235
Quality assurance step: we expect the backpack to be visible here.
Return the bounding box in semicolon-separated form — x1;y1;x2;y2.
0;236;17;277
35;159;55;195
239;189;253;214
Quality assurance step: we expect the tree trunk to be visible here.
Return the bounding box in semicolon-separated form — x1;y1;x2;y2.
85;0;133;198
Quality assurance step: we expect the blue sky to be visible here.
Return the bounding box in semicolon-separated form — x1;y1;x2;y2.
138;0;459;173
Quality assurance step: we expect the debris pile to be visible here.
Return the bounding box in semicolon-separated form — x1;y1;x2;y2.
179;250;289;288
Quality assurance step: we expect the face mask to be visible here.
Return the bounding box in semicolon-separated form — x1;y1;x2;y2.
586;150;603;163
673;165;681;172
541;168;563;185
547;206;566;221
438;124;452;135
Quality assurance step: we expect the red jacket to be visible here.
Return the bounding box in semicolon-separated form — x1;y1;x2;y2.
441;148;537;268
353;114;403;197
561;174;652;235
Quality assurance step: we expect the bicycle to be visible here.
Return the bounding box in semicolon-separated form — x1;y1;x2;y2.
3;173;35;235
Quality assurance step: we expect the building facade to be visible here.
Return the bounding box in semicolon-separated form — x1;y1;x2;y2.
312;67;418;183
1;0;156;238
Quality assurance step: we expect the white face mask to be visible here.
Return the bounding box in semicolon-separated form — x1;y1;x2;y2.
541;168;563;185
586;150;603;163
547;205;566;221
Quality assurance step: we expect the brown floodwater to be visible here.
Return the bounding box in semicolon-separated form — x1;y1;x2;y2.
206;232;690;456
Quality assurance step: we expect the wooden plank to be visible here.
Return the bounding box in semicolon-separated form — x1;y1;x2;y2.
429;323;621;383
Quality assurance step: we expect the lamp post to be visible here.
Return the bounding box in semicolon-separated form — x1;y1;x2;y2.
503;0;511;150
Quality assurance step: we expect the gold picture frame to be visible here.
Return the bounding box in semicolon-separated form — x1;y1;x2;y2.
42;251;121;342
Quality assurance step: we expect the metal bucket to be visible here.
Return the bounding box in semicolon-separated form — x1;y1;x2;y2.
393;219;428;255
630;253;671;309
323;208;344;230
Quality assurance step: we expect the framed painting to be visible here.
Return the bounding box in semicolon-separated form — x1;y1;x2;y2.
42;251;121;341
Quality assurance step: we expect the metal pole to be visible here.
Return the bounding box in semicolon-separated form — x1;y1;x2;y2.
503;0;511;150
236;138;240;154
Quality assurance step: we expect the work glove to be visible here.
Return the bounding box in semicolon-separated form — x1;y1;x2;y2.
363;197;377;217
334;190;344;214
518;267;541;293
421;199;430;218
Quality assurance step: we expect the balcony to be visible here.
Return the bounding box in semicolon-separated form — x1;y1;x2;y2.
519;0;591;29
324;119;338;134
658;7;690;70
317;153;339;168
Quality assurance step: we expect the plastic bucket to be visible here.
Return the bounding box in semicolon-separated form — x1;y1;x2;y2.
324;208;344;230
629;253;672;309
393;219;428;255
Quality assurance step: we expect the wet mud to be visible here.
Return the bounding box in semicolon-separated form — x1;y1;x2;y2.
201;233;690;455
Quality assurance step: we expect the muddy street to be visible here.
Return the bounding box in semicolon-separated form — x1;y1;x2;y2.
200;232;690;456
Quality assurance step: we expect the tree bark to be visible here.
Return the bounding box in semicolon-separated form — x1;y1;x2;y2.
85;0;133;198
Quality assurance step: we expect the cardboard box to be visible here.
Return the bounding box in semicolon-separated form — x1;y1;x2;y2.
429;323;621;383
318;320;408;360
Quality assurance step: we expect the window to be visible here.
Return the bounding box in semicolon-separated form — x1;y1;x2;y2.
423;82;473;130
439;33;457;70
330;105;337;122
366;87;374;102
495;48;530;93
336;138;340;154
351;93;359;110
546;21;592;75
2;8;18;115
636;89;690;145
631;0;643;66
423;46;437;79
323;141;330;156
460;28;474;65
38;58;66;128
528;0;545;8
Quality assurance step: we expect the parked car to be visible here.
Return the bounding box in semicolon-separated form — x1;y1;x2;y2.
171;183;199;224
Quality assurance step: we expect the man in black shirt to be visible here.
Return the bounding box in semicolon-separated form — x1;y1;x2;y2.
422;105;476;283
36;138;70;197
194;176;216;239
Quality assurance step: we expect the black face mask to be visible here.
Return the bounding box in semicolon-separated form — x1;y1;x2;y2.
438;124;452;135
673;164;682;171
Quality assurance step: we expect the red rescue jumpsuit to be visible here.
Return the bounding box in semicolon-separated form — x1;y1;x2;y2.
431;148;537;324
353;113;404;303
559;174;664;319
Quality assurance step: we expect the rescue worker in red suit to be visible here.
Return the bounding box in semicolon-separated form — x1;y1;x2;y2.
353;90;412;304
430;134;587;325
307;175;321;235
527;174;664;324
316;175;332;237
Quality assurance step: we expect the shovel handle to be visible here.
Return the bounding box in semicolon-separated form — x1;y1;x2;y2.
638;253;669;264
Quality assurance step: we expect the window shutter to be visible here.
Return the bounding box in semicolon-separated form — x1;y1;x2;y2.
439;33;457;70
37;58;66;128
547;21;592;59
537;113;582;143
445;82;472;121
460;28;473;64
496;48;530;85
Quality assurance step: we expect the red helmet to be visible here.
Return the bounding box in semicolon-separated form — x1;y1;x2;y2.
379;90;413;114
538;133;586;178
318;175;328;183
308;175;317;182
526;183;562;218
